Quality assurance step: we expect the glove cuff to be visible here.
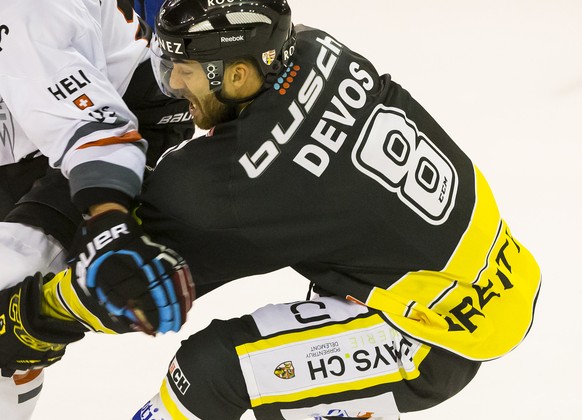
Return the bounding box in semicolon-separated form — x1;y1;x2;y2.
43;270;133;334
23;273;86;343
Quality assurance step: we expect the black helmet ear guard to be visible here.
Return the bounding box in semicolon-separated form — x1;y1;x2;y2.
151;0;296;97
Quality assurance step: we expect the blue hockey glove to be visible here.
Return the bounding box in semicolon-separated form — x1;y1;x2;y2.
67;210;195;335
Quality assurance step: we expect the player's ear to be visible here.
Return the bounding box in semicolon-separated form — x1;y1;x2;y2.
228;62;247;85
224;61;262;97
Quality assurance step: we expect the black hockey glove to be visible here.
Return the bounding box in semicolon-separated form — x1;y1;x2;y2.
68;210;195;335
0;273;85;377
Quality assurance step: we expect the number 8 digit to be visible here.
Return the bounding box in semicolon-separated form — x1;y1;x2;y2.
352;106;458;225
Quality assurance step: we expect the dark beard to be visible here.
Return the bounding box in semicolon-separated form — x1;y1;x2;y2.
194;93;238;130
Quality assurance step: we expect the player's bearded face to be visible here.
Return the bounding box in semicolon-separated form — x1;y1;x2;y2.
170;62;235;130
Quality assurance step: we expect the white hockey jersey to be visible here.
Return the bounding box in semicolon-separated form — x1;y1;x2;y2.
0;0;150;201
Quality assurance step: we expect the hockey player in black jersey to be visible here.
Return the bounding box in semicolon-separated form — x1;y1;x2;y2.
127;0;542;418
0;0;541;419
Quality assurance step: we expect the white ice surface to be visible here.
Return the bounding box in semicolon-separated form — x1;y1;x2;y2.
32;1;582;419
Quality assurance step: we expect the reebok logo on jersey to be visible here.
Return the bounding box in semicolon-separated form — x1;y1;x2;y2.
168;357;190;395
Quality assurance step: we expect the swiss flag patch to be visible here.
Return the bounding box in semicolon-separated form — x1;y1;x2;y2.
73;94;94;110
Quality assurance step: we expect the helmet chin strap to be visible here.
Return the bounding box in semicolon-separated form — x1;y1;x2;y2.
214;86;268;105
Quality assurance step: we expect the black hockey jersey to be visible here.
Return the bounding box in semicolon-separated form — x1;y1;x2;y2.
137;26;540;360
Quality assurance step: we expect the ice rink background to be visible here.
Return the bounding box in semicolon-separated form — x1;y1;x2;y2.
33;0;581;419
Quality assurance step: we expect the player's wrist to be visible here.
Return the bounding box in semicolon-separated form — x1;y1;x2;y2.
87;202;128;217
72;187;133;214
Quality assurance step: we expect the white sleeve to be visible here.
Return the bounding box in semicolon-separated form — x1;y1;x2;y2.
0;0;148;201
0;222;65;290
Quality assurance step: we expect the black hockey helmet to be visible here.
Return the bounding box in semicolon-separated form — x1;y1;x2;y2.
151;0;296;97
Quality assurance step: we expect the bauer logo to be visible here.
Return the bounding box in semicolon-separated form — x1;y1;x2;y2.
168;357;191;395
157;112;192;125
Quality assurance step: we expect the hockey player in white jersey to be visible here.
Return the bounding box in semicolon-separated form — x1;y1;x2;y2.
0;0;195;419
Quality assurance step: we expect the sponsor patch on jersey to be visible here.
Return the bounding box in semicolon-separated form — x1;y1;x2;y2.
168;357;191;395
274;361;295;379
272;63;301;96
47;70;92;101
237;312;429;407
262;49;276;65
73;94;94;110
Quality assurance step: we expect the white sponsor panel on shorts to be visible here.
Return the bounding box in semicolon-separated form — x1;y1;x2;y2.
237;313;429;406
